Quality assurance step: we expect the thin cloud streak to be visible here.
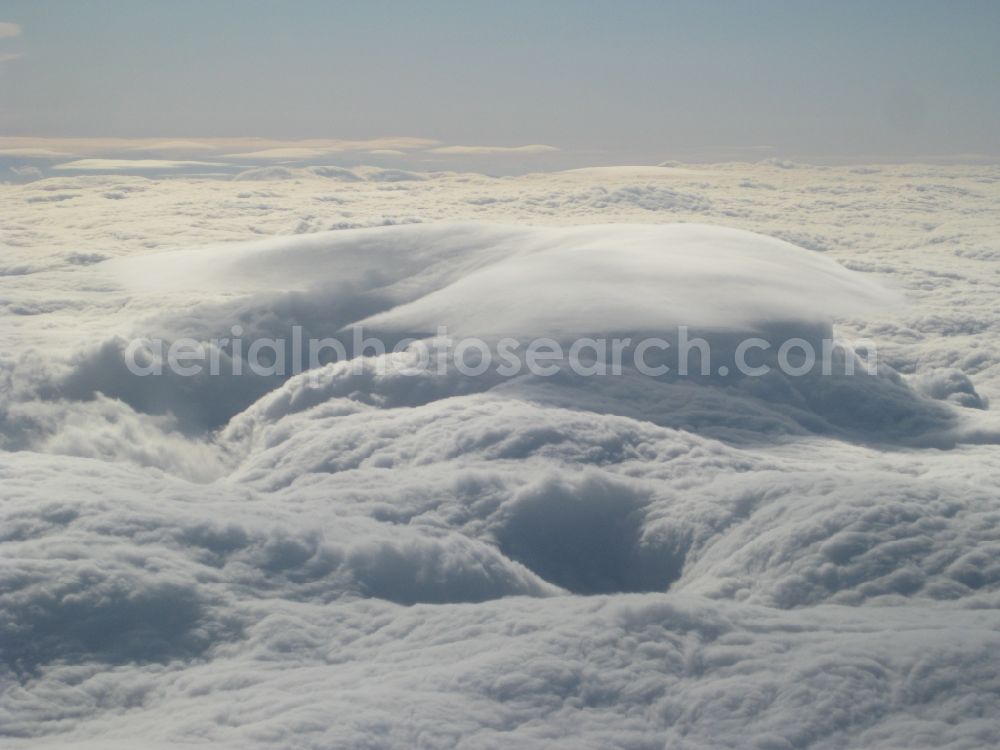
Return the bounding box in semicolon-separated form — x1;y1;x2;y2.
431;144;560;155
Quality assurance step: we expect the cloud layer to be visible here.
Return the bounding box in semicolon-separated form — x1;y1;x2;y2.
0;136;564;179
2;162;999;748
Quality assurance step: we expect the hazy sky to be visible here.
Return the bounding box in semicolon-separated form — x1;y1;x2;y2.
1;0;999;163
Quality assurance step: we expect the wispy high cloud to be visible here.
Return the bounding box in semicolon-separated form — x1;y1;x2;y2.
0;22;20;63
430;144;559;155
0;147;71;158
53;158;226;171
0;136;441;162
224;147;333;161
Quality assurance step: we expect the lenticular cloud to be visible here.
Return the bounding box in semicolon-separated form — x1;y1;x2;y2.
106;222;894;337
2;204;1000;749
54;223;954;446
357;223;895;337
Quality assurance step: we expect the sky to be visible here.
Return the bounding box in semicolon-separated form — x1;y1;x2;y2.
1;0;999;164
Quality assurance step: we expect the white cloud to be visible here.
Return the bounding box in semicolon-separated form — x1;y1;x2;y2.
127;139;219;153
53;158;227;171
0;21;21;38
430;143;559;155
351;223;893;338
0;147;74;158
224;147;332;160
2;162;1000;748
0;136;440;163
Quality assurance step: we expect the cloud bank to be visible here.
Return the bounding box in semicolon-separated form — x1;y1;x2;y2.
0;136;566;181
1;163;999;748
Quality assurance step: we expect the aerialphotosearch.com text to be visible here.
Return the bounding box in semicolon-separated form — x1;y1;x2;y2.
123;325;878;381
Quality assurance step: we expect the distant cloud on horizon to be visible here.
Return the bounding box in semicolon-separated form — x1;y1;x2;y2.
0;19;21;62
430;144;560;156
0;136;569;177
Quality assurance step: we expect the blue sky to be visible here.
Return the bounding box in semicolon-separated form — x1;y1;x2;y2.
1;0;999;163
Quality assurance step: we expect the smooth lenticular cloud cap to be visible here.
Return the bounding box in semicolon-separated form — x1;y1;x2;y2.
106;222;896;341
357;223;898;339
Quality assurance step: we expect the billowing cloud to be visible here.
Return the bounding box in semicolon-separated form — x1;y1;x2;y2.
2;162;999;748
